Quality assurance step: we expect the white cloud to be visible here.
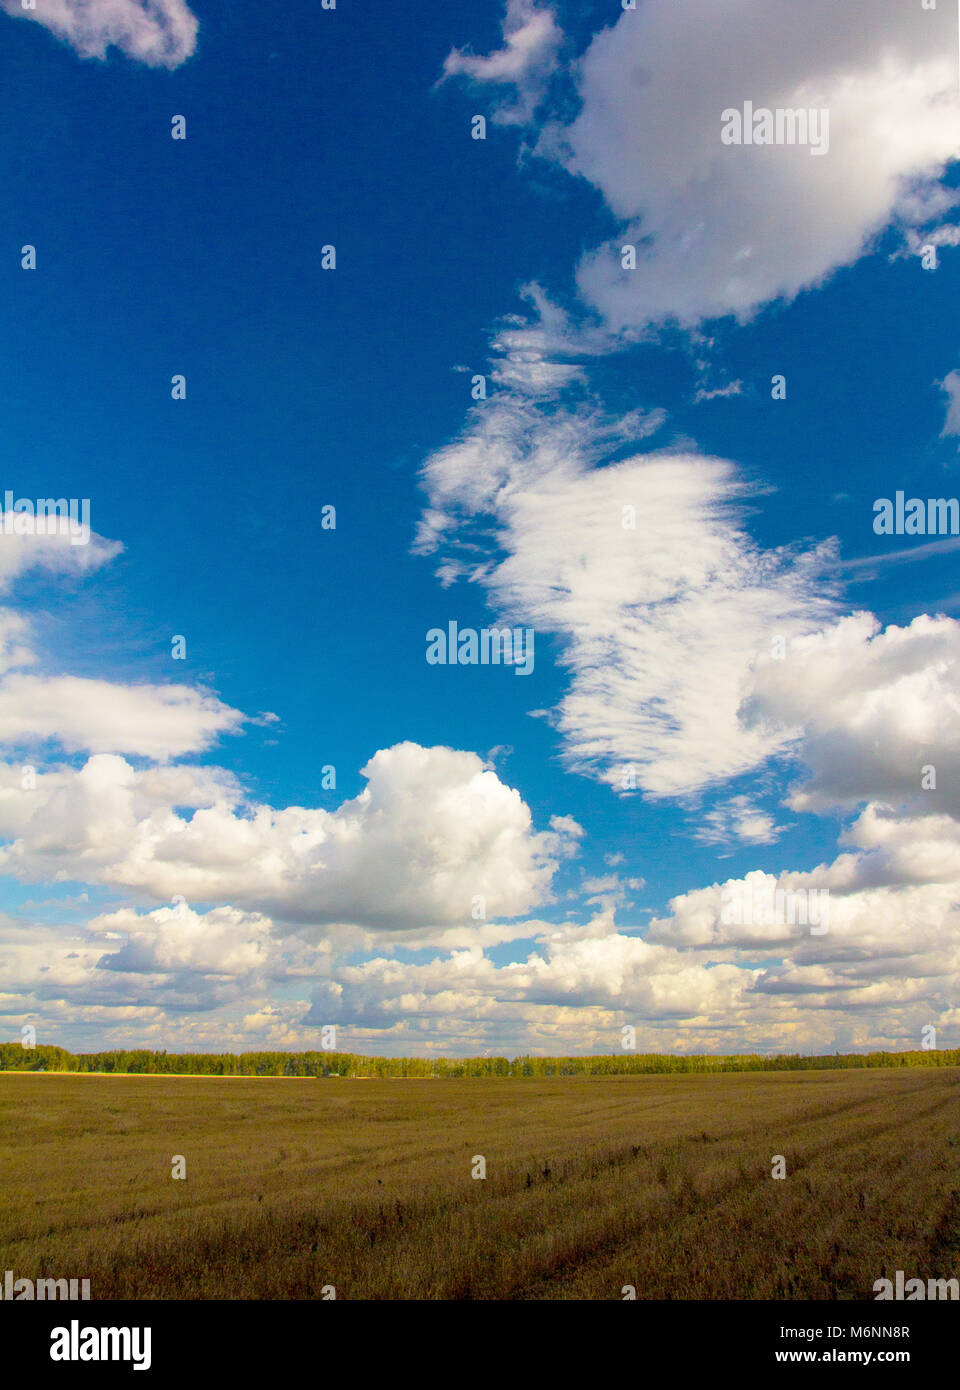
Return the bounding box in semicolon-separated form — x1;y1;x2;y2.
0;516;121;593
0;743;580;932
836;805;960;890
940;368;960;440
304;921;755;1030
0;521;241;759
1;0;198;68
90;903;276;978
0;757;239;843
0;673;244;759
0;612;36;675
4;864;959;1053
0;901;340;1023
425;6;960;827
566;0;960;327
418;384;837;796
695;795;785;847
446;0;960;330
646;853;960;1019
295;870;960;1047
742;612;960;818
419;340;960;824
441;0;561;125
1;1;957;1055
693;380;744;405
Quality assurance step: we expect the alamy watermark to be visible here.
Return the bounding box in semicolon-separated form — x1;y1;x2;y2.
874;1272;958;1300
721;102;829;156
2;494;90;545
426;621;535;676
721;882;829;935
873;491;959;535
2;1270;91;1300
50;1322;151;1371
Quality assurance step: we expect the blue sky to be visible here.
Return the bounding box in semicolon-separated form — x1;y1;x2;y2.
0;0;959;1058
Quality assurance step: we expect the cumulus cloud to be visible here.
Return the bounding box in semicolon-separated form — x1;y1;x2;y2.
411;335;960;1057
296;866;960;1049
2;3;958;1056
4;864;958;1054
90;903;277;978
1;0;198;68
21;890;960;1048
0;743;580;932
0;757;240;843
445;0;960;330
647;850;960;1019
305;928;754;1030
742;612;960;818
0;914;234;1014
825;806;960;894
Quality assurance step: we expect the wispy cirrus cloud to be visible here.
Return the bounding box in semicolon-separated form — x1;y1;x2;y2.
694;795;786;848
416;365;839;798
440;0;561;126
940;368;960;442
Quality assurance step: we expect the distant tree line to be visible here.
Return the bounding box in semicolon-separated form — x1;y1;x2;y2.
1;1044;958;1077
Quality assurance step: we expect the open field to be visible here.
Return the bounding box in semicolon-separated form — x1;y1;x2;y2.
2;1068;959;1300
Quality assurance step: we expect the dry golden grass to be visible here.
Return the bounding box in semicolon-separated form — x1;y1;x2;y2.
2;1068;958;1299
